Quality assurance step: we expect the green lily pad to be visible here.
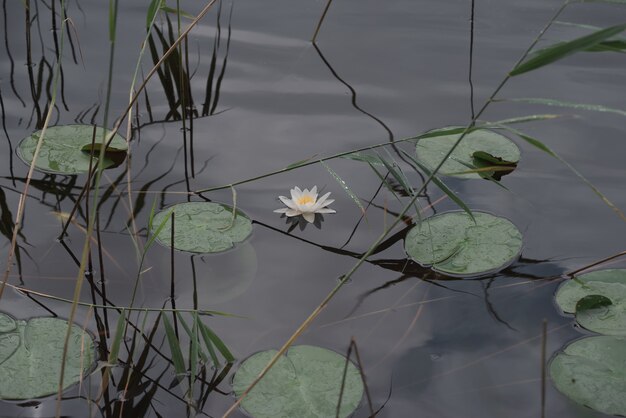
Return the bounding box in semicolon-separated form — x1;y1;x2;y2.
555;269;626;335
232;345;364;418
17;124;128;175
550;336;626;416
404;211;523;277
0;313;95;400
415;127;520;179
151;202;252;254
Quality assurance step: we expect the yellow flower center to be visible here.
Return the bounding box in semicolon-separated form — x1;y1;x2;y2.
297;195;314;205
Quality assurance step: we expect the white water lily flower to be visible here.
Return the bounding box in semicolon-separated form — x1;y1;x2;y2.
274;186;336;223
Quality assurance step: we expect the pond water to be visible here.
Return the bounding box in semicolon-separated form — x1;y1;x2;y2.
1;0;626;417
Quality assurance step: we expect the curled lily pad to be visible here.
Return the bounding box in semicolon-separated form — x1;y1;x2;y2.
151;202;252;254
555;269;626;335
17;124;128;175
232;345;364;418
415;127;520;179
550;336;626;416
404;211;522;277
0;314;95;400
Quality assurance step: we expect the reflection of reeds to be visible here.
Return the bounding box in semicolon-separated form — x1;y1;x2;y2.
139;1;232;183
202;0;232;117
2;0;25;107
21;0;77;129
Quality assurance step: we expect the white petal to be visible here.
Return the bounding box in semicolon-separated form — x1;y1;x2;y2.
302;212;315;223
274;208;290;213
285;209;301;217
318;198;334;208
315;192;332;206
291;187;302;201
279;196;297;210
310;185;318;199
315;208;336;214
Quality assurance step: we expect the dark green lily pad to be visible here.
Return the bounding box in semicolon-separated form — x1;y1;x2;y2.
232;345;364;418
17;124;128;175
151;202;252;254
0;313;95;400
555;269;626;335
415;127;520;179
550;336;626;416
404;211;523;277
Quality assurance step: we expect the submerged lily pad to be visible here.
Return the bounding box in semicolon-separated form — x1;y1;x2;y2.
17;124;128;175
415;127;520;179
0;313;95;400
232;345;364;418
555;269;626;335
151;202;252;253
550;336;626;416
404;211;522;277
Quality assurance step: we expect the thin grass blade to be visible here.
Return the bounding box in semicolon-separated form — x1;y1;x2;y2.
380;150;415;196
198;320;234;363
321;160;366;215
341;152;385;166
286;155;318;170
145;208;173;251
486;114;564;125
190;313;199;385
415;126;477;140
510;23;626;76
497;97;626;117
400;149;475;222
499;125;626;221
146;0;161;31
108;309;126;365
162;314;187;379
366;162;403;203
161;6;194;19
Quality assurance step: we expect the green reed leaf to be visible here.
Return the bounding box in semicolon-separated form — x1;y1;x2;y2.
499;125;626;221
108;309;126;365
321;160;366;215
198;321;234;363
498;97;626;117
162;315;186;379
379;151;414;197
487;114;564;125
146;0;161;31
190;314;199;383
160;6;195;19
510;23;626;76
401;149;475;222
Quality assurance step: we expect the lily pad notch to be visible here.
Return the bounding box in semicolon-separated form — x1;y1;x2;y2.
555;269;626;336
415;127;520;180
0;312;96;400
151;202;253;254
232;345;364;418
404;211;523;277
17;124;128;175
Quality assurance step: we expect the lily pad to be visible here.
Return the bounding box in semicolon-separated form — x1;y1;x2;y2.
0;313;95;400
17;124;128;175
415;127;520;179
232;345;364;418
404;211;523;277
555;269;626;335
550;336;626;416
151;202;252;253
